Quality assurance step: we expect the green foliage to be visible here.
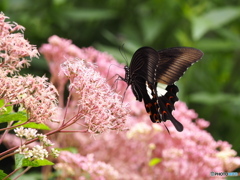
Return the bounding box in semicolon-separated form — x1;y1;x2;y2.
192;7;240;40
0;102;50;130
0;170;10;180
15;154;25;169
15;154;54;168
12;121;51;130
0;112;27;123
22;159;54;167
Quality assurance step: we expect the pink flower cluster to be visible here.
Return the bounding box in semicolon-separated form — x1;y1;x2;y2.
0;12;39;76
0;13;58;124
0;75;58;123
40;36;129;134
73;101;240;180
59;59;129;133
55;151;119;179
39;35;86;103
40;36;128;107
40;36;240;179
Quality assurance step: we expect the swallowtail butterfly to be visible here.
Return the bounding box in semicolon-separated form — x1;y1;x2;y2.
120;47;203;132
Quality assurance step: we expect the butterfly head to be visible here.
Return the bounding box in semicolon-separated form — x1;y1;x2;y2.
120;66;130;84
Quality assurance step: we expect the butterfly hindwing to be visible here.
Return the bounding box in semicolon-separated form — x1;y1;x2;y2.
143;82;183;131
158;85;183;131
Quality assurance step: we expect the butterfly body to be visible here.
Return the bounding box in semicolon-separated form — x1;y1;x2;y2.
121;47;203;132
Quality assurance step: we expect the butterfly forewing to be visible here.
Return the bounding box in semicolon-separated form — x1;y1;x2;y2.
127;47;160;102
157;47;203;85
129;47;159;84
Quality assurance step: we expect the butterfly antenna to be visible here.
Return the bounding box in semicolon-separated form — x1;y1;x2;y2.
119;44;129;66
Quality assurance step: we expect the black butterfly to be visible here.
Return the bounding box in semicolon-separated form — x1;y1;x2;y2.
120;47;203;132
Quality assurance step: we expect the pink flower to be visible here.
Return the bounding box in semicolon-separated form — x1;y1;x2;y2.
0;75;58;123
77;102;240;179
40;36;129;107
40;36;86;107
0;12;39;75
60;59;129;133
55;151;120;179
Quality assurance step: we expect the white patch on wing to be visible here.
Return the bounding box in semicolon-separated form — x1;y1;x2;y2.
146;82;168;98
157;83;167;96
146;82;153;99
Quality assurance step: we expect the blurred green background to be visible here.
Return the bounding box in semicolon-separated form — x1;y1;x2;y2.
1;0;240;156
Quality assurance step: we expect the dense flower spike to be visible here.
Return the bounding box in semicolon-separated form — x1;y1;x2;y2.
0;12;39;75
60;59;129;133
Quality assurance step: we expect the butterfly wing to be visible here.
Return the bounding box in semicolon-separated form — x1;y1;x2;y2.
128;47;159;101
157;85;183;131
156;47;204;84
147;47;203;131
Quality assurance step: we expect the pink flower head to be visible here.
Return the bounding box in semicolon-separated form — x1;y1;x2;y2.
60;59;129;133
0;75;58;123
40;35;88;107
0;12;39;76
39;36;86;88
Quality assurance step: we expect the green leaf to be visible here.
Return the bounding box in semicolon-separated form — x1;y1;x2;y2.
148;158;162;167
192;7;240;40
12;122;51;130
0;112;27;123
0;170;10;180
0;99;5;107
0;99;12;114
22;159;54;167
58;147;78;153
15;154;25;169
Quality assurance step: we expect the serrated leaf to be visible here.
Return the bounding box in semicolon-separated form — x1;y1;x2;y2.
15;154;25;169
148;158;161;167
13;122;51;130
0;112;27;123
22;159;54;167
0;170;10;180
